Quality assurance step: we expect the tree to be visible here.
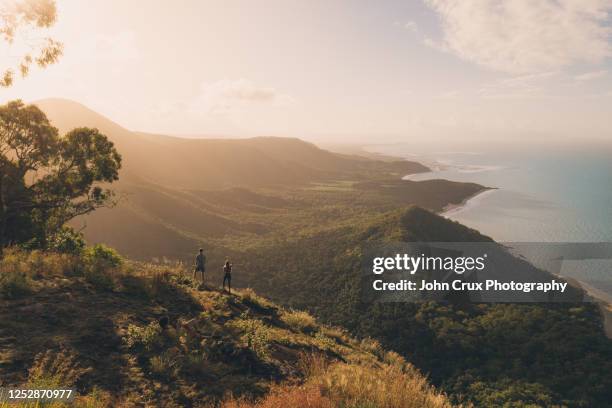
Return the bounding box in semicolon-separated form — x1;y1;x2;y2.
1;0;62;86
0;100;121;249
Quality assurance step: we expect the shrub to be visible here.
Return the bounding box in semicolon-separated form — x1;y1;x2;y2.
229;315;271;359
0;268;30;299
465;378;556;407
84;269;114;291
83;244;123;269
124;322;163;351
48;227;86;255
281;310;318;334
82;244;123;290
181;351;208;376
149;350;179;378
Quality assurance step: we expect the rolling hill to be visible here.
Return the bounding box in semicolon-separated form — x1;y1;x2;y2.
36;98;429;190
0;249;453;407
34;99;484;262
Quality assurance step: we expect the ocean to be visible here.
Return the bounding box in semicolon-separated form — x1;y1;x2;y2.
368;143;612;298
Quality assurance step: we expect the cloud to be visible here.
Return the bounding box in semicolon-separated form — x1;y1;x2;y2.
575;70;608;81
191;79;295;115
478;71;560;98
425;0;612;74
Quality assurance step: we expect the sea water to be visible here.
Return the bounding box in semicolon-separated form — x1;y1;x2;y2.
368;143;612;298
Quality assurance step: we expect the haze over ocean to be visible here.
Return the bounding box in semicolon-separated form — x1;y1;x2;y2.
371;142;612;297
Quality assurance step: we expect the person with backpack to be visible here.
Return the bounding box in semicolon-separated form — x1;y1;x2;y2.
223;259;232;294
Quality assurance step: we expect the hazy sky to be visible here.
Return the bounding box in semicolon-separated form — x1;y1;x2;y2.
1;0;612;144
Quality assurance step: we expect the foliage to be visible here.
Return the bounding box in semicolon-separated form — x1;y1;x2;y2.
462;378;556;408
83;244;123;269
0;250;455;407
229;314;271;359
0;100;121;249
0;266;30;298
81;244;122;290
124;322;163;351
235;207;612;407
48;226;86;254
0;0;63;86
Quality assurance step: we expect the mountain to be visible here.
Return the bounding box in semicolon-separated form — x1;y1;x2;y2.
36;98;429;190
7;99;612;407
0;248;453;407
236;206;612;407
34;99;484;262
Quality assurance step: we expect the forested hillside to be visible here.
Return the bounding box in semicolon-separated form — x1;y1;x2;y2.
36;99;482;261
13;99;611;407
236;207;612;407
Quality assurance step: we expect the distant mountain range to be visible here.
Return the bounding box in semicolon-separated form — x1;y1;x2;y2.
35;99;431;259
37;99;428;190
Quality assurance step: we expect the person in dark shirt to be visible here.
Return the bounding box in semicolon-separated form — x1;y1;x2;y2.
223;259;232;294
193;248;206;282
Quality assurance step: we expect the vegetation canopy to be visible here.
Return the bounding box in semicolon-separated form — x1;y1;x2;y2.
0;100;121;249
0;0;62;86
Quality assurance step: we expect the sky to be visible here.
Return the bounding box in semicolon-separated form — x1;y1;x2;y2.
1;0;612;145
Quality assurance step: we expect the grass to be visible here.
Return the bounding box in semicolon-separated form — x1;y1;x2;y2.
281;310;318;334
313;361;454;408
228;313;273;359
218;355;454;408
0;247;455;407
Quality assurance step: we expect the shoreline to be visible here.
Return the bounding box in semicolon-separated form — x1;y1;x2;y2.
441;188;497;217
399;158;612;339
437;181;612;339
575;280;612;339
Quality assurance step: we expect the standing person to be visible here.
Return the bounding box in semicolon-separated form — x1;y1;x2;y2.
193;248;206;282
223;259;232;294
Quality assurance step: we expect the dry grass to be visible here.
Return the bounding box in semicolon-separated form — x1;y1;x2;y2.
239;288;276;310
0;248;82;298
359;337;384;359
216;354;455;408
315;362;453;408
318;326;350;345
219;385;334;408
1;248;455;408
281;310;318;333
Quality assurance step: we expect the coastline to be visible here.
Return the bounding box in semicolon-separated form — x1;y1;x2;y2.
437;182;612;339
576;280;612;339
441;188;497;217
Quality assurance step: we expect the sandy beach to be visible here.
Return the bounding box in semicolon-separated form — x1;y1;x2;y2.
442;188;497;217
576;280;612;339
